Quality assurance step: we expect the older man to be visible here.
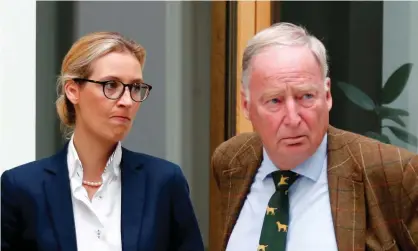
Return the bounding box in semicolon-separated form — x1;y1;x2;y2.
211;22;418;251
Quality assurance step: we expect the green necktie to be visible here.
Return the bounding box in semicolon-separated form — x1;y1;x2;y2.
258;170;299;251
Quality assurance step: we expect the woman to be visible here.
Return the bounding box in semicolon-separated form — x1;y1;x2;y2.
1;32;204;251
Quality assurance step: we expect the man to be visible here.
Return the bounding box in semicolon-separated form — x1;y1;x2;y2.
210;22;418;251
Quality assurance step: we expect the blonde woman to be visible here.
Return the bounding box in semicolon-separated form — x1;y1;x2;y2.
1;32;204;251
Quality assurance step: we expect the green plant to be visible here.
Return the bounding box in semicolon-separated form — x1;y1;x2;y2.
336;63;418;147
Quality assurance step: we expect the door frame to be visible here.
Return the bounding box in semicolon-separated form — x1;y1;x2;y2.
209;1;273;250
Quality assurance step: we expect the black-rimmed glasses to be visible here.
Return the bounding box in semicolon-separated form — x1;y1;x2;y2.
73;78;152;102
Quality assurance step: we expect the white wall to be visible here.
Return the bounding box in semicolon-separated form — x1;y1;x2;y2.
382;2;418;152
0;0;36;172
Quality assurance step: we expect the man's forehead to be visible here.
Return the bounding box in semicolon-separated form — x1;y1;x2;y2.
260;79;321;89
250;46;323;81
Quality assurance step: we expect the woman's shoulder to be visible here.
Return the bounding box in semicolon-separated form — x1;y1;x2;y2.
4;155;53;175
122;147;180;170
1;155;55;192
121;148;185;179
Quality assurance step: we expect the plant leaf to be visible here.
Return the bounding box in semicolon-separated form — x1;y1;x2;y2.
375;106;409;117
386;126;418;147
382;115;406;127
336;81;375;111
381;63;413;104
364;131;390;144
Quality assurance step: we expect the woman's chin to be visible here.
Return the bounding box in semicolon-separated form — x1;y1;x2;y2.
105;128;130;143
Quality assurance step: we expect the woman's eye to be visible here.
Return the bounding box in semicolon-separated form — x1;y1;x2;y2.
131;84;142;93
105;81;118;89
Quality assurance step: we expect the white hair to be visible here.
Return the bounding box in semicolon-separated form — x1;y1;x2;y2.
241;22;329;93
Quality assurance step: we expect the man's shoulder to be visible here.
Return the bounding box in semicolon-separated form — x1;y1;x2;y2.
212;132;261;162
329;126;413;152
328;126;417;167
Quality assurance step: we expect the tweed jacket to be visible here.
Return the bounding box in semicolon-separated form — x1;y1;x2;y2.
210;126;418;251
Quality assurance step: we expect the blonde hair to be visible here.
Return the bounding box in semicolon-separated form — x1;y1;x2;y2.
242;22;328;91
55;31;146;137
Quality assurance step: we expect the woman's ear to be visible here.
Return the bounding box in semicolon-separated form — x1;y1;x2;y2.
65;80;80;105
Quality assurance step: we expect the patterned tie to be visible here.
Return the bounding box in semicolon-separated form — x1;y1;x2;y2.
257;170;299;251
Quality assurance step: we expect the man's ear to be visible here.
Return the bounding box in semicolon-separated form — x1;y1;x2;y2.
241;88;250;119
324;77;332;111
65;80;80;105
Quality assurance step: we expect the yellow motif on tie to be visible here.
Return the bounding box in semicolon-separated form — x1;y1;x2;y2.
266;206;277;215
276;221;288;232
257;244;268;251
277;175;289;186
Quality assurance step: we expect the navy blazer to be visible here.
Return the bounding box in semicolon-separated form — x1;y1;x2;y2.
1;144;204;251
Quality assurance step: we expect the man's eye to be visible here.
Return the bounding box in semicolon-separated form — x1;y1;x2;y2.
270;98;280;104
302;94;314;99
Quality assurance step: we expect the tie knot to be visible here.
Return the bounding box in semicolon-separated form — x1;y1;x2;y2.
271;170;299;191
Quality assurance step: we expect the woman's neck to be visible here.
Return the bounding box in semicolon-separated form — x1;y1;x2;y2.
72;128;117;181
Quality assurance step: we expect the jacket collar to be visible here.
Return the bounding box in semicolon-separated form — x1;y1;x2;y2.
219;126;366;251
43;143;147;251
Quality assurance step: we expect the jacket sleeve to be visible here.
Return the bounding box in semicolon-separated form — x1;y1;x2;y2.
209;151;223;251
396;155;418;250
1;170;22;251
169;166;205;251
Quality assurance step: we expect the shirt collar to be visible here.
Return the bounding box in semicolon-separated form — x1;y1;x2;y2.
67;134;122;179
259;134;327;182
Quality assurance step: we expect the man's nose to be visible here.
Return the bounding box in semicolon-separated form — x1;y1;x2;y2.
283;99;301;127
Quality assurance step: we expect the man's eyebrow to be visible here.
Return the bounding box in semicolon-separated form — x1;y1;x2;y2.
289;83;320;92
259;88;286;101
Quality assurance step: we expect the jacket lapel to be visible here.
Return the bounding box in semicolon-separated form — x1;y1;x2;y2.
326;126;366;251
220;134;263;250
44;143;78;251
120;148;146;251
220;126;368;250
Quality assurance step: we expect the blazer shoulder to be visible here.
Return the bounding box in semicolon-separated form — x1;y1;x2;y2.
2;156;53;180
211;132;261;177
212;132;260;159
1;156;55;195
122;148;182;177
336;127;417;162
330;126;417;179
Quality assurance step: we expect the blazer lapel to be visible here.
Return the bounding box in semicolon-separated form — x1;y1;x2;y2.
220;134;263;250
120;148;146;251
326;126;366;251
44;144;78;251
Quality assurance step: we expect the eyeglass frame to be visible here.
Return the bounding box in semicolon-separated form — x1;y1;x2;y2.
72;78;152;102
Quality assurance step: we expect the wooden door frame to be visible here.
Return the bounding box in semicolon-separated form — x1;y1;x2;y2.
236;1;272;134
209;1;273;250
209;0;273;152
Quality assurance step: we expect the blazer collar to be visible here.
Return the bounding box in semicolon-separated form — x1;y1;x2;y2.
43;143;77;251
326;126;366;250
119;148;147;251
43;144;147;251
220;134;263;250
220;126;366;251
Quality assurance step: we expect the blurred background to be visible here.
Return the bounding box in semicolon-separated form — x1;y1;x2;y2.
1;1;418;250
36;0;212;248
